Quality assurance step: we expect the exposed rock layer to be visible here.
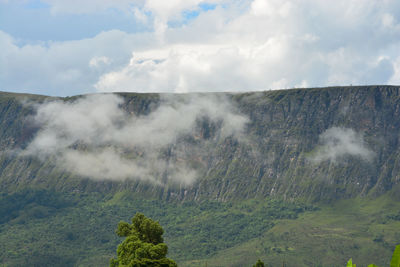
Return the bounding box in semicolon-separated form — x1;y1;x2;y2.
1;86;399;202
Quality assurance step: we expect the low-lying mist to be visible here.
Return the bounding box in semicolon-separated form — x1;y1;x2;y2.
22;93;249;186
310;127;374;163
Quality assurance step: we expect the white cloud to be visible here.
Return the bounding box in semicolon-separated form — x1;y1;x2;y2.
1;0;400;95
250;0;293;17
310;127;374;163
89;56;111;68
23;93;248;184
389;55;400;84
94;0;400;93
382;13;396;28
0;30;156;95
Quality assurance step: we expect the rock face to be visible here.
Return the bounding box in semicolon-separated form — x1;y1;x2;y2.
0;86;399;202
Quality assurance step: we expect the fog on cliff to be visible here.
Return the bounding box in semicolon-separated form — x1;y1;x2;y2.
22;94;248;185
311;127;374;163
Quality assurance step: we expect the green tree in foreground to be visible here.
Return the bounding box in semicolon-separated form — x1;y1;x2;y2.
392;244;400;267
346;259;356;267
253;259;265;267
346;244;400;267
110;213;177;267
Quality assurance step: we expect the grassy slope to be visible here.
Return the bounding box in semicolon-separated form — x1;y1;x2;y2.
1;190;399;267
0;190;311;267
184;193;400;267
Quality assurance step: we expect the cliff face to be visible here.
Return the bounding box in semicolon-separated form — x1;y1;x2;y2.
197;86;400;201
0;86;399;202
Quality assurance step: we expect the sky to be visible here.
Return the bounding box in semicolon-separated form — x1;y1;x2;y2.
1;0;400;96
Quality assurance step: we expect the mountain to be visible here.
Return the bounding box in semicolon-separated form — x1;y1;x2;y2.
0;86;400;201
0;85;399;266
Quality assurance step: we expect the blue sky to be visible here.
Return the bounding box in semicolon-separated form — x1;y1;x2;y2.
1;0;400;96
0;1;148;42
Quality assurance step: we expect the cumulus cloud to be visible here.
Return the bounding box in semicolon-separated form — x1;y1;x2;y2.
23;93;248;184
0;29;157;95
89;56;111;68
39;0;223;36
1;0;400;95
94;0;400;93
310;127;374;163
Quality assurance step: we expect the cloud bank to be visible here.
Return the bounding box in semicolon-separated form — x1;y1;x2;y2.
1;0;400;95
23;94;248;184
310;127;374;163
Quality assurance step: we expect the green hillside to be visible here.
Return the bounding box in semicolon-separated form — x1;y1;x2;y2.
0;188;398;266
184;191;400;266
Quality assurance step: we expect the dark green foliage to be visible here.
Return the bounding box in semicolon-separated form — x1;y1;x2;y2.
0;188;73;224
253;259;265;267
387;212;400;221
165;198;312;260
0;191;310;266
110;213;177;267
26;252;75;267
192;195;400;267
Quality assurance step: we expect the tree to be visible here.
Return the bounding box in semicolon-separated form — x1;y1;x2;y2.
346;259;356;267
391;244;400;267
110;213;177;267
253;259;265;267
